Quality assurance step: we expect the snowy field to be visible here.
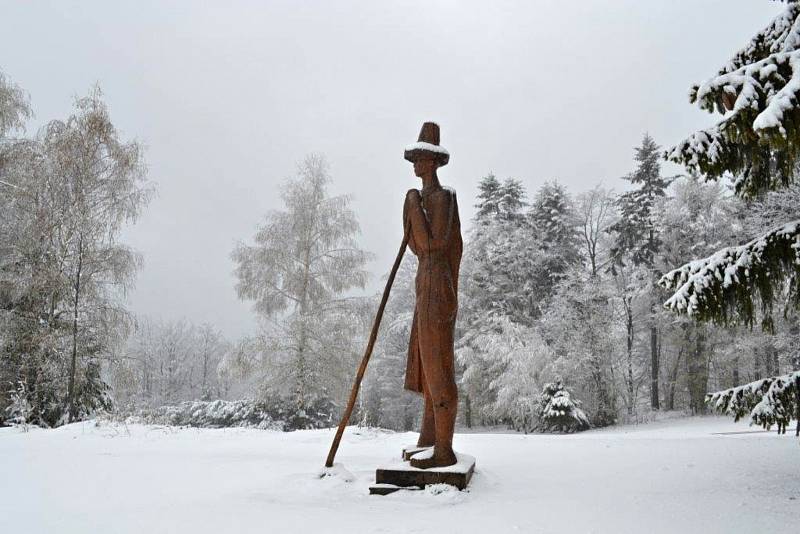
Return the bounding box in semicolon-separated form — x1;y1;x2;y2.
1;416;797;534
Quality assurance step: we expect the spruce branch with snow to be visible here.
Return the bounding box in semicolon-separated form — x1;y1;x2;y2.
706;370;800;435
666;1;800;198
661;2;800;330
660;220;800;330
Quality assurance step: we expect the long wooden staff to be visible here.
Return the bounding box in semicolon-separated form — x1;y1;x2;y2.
325;229;409;468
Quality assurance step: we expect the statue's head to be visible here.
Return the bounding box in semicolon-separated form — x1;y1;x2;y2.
413;155;439;178
404;122;449;177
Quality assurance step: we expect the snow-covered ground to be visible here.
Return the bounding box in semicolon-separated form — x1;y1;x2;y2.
1;416;797;534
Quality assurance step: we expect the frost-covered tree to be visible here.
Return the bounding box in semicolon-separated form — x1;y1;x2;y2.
462;177;542;323
610;134;671;410
524;181;581;305
217;336;263;400
529;180;580;267
112;318;230;409
656;177;742;413
232;154;371;410
542;270;621;427
1;82;151;425
660;3;800;427
45;88;151;421
361;255;421;430
457;316;551;430
0;70;30;140
577;186;617;277
661;2;800;330
474;173;502;220
610;134;671;268
608;263;651;417
534;381;590;433
474;174;527;223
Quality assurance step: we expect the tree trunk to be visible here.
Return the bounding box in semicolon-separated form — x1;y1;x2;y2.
626;299;635;416
764;344;777;377
295;237;313;408
795;376;800;437
771;346;780;377
201;340;210;400
687;326;709;414
753;349;762;381
67;235;83;423
464;394;473;429
666;348;683;411
650;320;660;410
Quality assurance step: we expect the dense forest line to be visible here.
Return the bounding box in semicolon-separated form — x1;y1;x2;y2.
1;69;798;433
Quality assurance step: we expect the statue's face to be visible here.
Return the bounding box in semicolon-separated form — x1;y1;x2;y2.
413;157;438;178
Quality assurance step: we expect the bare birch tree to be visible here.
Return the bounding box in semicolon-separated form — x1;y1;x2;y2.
1;81;152;424
232;154;371;408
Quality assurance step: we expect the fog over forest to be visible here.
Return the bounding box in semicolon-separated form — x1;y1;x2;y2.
1;0;781;337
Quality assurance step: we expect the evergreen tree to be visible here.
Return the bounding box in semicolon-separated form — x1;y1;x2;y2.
610;134;671;269
609;134;671;410
660;1;800;427
474;173;503;221
474;173;527;223
527;180;581;293
534;380;590;433
463;176;537;322
498;179;527;222
661;1;800;330
529;180;580;254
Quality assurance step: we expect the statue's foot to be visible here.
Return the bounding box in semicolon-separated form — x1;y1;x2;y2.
409;447;457;469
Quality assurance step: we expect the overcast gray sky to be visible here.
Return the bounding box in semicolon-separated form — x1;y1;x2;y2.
2;0;781;338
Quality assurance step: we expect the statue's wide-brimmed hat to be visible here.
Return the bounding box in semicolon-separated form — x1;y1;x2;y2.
404;122;449;166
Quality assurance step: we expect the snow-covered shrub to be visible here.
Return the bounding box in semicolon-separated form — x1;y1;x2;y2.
128;396;335;431
4;380;32;429
534;381;590;433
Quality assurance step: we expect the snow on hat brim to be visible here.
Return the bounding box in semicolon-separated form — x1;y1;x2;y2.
404;142;450;166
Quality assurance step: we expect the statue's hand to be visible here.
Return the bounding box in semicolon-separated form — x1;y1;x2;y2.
405;188;421;206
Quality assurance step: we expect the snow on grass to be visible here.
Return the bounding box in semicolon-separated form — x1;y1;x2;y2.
1;417;798;534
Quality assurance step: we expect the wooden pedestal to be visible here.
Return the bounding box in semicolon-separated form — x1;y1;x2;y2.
369;449;475;495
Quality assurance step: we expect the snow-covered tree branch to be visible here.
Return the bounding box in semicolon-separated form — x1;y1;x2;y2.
660;220;800;329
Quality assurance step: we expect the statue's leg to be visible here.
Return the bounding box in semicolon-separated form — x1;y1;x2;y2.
410;316;457;468
417;375;435;447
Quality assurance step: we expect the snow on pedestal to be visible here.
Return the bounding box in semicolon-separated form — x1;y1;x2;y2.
369;448;476;495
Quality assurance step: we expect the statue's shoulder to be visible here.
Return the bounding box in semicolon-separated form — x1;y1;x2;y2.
441;186;458;209
434;186;457;201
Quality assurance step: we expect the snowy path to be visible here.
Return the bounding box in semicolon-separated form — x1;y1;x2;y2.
1;416;797;534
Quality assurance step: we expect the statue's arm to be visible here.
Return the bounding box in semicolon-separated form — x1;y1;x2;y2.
403;190;419;254
404;189;452;252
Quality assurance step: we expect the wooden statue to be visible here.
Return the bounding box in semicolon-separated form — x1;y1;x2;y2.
402;122;463;469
